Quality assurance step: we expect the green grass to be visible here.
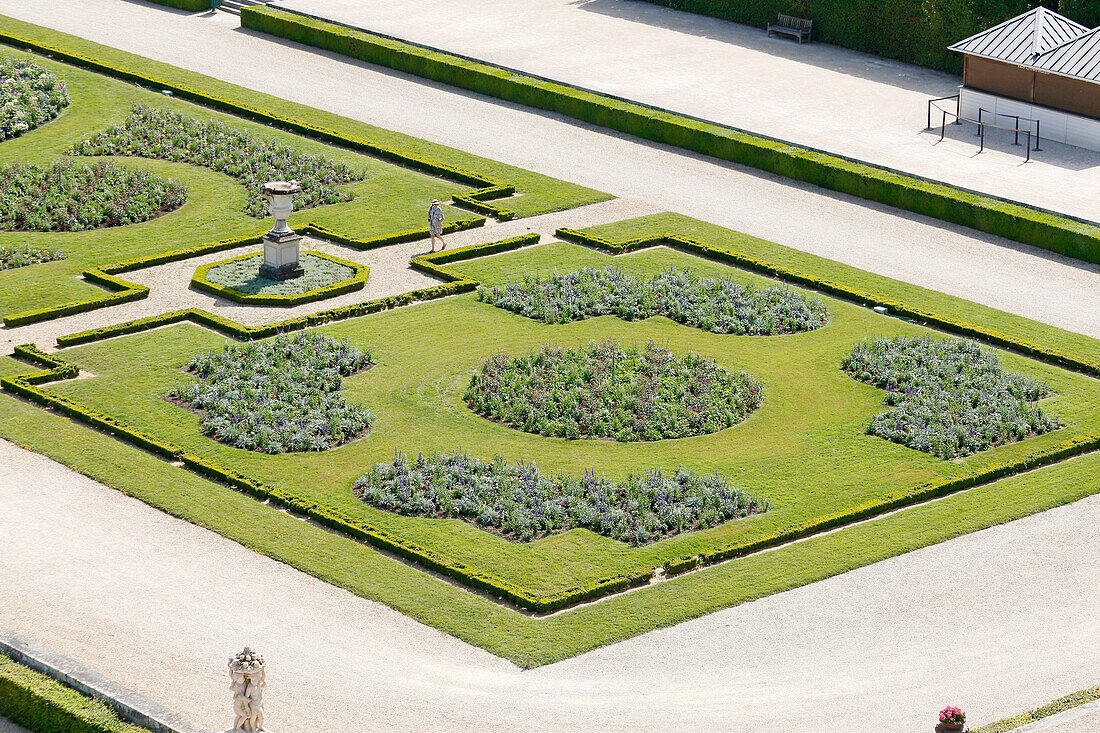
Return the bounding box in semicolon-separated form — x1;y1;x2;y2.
35;223;1100;600
971;687;1100;732
0;29;609;320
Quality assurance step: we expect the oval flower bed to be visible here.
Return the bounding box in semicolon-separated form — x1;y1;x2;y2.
0;57;69;140
477;266;829;334
72;105;364;217
843;335;1060;459
0;160;186;232
465;340;764;441
1;244;63;270
170;332;373;453
354;451;767;545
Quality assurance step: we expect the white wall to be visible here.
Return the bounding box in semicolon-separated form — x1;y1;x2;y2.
959;87;1100;152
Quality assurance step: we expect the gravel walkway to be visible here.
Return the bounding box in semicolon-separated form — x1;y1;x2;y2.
0;1;1096;343
1;438;1097;733
279;0;1100;223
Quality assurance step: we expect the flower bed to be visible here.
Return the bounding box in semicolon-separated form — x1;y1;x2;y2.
354;451;766;544
0;244;63;270
170;332;373;453
843;336;1060;459
0;159;186;232
477;266;829;334
465;340;763;441
72;105;364;217
0;57;68;140
205;252;355;295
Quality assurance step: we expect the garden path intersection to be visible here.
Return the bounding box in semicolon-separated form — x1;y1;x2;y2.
0;2;1098;733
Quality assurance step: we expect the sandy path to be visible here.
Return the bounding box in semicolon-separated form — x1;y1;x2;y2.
281;0;1100;223
0;1;1096;343
1;437;1097;732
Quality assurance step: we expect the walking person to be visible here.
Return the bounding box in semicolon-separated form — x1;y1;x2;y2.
428;198;446;252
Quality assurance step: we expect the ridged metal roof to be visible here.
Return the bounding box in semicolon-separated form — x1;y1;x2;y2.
949;7;1088;65
1032;27;1100;82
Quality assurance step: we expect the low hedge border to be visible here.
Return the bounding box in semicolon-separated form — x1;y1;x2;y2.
0;28;519;223
20;226;1097;612
242;6;1100;265
191;249;369;306
147;0;207;11
0;653;148;733
554;227;1100;378
54;231;535;347
3;218;484;328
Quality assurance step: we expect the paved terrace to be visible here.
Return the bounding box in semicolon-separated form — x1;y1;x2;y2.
0;0;1097;341
278;0;1100;224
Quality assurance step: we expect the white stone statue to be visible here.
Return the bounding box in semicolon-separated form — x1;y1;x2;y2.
228;647;266;733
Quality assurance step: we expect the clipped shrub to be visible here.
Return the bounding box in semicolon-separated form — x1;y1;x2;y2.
478;265;828;333
466;339;764;441
72;105;364;217
170;332;373;453
1;244;63;270
843;335;1060;459
355;451;766;545
0;56;68;140
0;159;186;232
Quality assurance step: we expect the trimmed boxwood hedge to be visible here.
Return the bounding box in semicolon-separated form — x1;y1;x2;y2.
241;5;1100;266
191;249;369;306
0;26;517;222
11;225;1098;611
0;653;149;733
147;0;208;11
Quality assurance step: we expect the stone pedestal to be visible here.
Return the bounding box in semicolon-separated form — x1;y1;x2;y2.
258;180;303;281
259;232;303;281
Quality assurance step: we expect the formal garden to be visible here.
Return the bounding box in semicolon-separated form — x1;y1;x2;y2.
2;17;1099;669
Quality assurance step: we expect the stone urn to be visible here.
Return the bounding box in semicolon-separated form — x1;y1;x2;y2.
259;180;303;281
227;647;267;733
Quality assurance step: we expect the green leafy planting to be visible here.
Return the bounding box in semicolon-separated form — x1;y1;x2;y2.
477;265;828;333
0;55;68;139
465;340;764;441
843;336;1060;459
72;105;364;217
0;159;186;231
0;243;63;270
204;252;356;296
0;653;150;733
355;451;766;545
170;332;373;453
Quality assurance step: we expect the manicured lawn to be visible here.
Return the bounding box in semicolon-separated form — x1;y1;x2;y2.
40;231;1100;598
0;34;609;320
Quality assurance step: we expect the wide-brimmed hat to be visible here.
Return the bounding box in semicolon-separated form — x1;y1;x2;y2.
431;199;440;204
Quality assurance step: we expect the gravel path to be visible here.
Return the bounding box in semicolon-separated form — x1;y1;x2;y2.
280;0;1100;223
0;0;1096;342
0;718;29;733
1;437;1097;733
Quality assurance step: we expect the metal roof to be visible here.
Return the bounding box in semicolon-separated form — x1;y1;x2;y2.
1031;26;1100;82
949;7;1088;65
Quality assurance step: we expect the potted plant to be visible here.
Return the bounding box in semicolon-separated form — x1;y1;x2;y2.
939;706;966;731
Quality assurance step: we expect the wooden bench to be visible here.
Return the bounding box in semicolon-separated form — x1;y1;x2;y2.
767;14;813;44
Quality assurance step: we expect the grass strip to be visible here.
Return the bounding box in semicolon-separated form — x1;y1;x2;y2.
971;687;1100;733
242;5;1100;264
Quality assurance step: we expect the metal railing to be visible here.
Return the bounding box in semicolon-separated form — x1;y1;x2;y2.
926;94;1041;162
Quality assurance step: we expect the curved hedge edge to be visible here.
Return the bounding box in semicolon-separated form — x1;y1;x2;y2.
2;234;263;328
0;28;520;223
54;232;539;347
191;250;369;306
243;6;1100;265
300;216;485;251
554;227;1100;378
0;653;149;733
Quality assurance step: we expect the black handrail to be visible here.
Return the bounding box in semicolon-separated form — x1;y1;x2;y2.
928;96;1039;162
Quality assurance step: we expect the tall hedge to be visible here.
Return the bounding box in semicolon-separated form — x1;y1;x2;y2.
636;1;1068;72
1059;0;1100;27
